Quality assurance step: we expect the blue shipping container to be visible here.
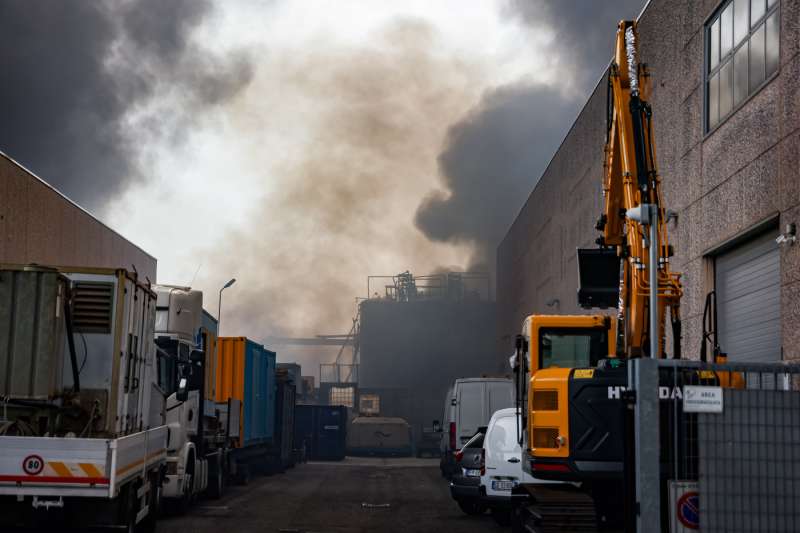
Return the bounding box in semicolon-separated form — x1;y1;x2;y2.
244;342;275;446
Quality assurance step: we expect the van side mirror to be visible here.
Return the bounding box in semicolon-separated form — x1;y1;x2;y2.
189;349;204;364
176;377;189;402
432;420;441;433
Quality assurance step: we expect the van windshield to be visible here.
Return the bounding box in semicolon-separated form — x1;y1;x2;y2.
539;328;607;369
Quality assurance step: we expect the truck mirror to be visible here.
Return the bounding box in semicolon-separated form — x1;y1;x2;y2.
432;420;441;433
176;377;189;402
189;349;204;364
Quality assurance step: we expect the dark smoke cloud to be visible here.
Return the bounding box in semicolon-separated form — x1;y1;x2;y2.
415;85;579;271
504;0;647;93
0;0;252;209
415;0;646;274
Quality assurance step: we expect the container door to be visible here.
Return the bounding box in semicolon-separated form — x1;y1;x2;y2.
317;407;345;459
456;381;483;446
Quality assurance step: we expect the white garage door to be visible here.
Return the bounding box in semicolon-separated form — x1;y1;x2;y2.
715;230;781;362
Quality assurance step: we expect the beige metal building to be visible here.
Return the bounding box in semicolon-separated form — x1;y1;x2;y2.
0;151;156;280
498;0;798;363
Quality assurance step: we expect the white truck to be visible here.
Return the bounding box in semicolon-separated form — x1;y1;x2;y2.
153;285;236;510
0;266;167;531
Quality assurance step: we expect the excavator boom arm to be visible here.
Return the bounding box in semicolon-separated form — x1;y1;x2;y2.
599;21;683;358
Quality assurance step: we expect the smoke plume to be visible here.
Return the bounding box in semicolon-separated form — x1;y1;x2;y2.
414;0;646;275
193;19;484;351
0;0;252;210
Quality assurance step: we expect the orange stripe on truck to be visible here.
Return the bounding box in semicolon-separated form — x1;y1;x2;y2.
79;463;104;478
49;462;73;477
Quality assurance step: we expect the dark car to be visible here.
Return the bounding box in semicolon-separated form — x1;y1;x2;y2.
449;428;487;515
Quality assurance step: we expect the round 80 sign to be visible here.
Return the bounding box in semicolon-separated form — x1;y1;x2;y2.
22;455;45;476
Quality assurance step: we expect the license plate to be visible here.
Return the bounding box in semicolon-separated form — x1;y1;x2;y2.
492;480;515;491
463;468;481;477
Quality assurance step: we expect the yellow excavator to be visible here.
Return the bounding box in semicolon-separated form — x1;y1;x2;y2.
509;20;687;531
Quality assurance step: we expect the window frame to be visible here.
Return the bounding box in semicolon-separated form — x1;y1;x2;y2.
704;0;781;135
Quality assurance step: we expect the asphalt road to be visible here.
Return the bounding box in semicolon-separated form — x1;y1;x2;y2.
159;457;506;533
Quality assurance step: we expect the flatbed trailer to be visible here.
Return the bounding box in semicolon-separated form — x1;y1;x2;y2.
0;426;167;530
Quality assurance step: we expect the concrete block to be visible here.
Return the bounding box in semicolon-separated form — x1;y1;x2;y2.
700;173;744;252
781;0;800;67
739;144;781;228
682;201;704;261
702;80;781;194
678;88;703;160
680;313;703;361
781;53;800;136
781;281;800;361
780;129;800;211
680;258;706;321
679;31;703;103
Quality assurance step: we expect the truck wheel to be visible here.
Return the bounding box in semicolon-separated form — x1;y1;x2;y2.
119;483;141;533
177;472;193;514
208;456;225;500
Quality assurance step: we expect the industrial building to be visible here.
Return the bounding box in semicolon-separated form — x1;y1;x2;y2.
0;151;156;280
498;0;798;364
357;272;499;453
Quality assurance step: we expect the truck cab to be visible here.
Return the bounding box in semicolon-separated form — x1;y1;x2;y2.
153;285;217;509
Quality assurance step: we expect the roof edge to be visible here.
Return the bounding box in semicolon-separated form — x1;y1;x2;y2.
0;150;157;263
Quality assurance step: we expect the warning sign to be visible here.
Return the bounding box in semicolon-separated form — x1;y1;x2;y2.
676;492;699;529
669;480;699;532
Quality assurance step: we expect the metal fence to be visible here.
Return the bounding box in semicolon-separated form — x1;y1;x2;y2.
630;358;800;532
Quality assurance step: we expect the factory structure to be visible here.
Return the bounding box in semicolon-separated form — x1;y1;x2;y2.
356;272;498;454
312;272;499;454
498;0;798;365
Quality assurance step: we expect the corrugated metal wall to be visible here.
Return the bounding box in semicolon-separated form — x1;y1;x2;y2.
716;230;782;362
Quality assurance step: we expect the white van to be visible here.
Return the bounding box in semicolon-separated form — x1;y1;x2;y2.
437;377;514;479
480;407;556;525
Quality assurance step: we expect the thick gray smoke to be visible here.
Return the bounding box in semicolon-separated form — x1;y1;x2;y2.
415;85;579;272
415;0;646;275
504;0;647;93
0;0;252;210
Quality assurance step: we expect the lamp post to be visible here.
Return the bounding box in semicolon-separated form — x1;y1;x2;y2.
217;278;236;336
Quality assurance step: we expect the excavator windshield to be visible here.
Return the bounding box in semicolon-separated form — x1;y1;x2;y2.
539;328;608;370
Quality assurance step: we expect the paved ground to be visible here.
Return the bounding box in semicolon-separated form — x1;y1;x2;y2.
159;457;506;533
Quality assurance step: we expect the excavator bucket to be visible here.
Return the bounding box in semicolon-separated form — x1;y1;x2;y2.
577;248;620;309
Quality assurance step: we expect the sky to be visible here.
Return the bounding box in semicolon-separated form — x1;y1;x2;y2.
1;0;645;375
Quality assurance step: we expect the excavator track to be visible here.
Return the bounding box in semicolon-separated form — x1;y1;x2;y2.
515;486;599;533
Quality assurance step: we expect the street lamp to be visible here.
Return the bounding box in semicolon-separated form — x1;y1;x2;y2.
217;278;236;336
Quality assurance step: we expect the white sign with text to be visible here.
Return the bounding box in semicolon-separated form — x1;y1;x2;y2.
683;385;723;413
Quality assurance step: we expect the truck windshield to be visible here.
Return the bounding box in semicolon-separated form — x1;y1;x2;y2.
538;328;607;369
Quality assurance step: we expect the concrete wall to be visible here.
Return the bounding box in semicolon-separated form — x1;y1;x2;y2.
497;0;799;361
0;152;156;280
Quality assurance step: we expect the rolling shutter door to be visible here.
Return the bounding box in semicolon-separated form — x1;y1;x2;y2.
715;230;781;362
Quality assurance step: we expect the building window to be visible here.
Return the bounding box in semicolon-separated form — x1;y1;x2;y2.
706;0;780;131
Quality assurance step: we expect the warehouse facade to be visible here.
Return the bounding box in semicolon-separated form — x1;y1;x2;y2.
498;0;798;363
0;151;156;280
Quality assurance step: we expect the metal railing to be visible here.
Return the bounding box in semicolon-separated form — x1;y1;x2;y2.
630;358;800;532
